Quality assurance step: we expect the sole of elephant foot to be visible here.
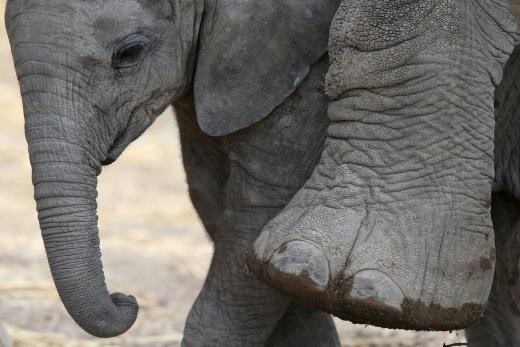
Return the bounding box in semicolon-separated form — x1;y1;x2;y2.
247;197;495;331
248;246;488;331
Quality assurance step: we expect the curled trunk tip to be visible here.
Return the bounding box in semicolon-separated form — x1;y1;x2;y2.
76;293;139;338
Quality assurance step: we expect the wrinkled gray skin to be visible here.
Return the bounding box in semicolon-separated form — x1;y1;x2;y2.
249;0;520;334
5;0;341;344
4;0;520;346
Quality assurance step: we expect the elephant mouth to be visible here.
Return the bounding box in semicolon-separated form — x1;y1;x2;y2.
103;131;129;166
102;156;116;166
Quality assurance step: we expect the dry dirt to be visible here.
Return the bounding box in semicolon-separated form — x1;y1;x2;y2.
0;3;467;346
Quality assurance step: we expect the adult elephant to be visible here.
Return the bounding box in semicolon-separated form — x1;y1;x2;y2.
4;0;520;346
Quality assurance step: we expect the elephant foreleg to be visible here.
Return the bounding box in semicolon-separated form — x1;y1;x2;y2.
174;56;338;346
266;302;340;347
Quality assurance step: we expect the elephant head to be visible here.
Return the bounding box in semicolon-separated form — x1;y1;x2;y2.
5;0;338;338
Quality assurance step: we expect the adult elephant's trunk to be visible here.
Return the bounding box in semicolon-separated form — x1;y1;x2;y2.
21;78;138;337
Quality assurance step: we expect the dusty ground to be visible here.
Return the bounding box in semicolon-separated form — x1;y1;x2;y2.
0;3;467;346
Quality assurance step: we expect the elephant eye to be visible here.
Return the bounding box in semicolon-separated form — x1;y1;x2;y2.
112;34;150;69
117;44;144;63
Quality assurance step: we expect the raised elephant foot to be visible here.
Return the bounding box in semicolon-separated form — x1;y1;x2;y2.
248;196;493;331
248;0;516;332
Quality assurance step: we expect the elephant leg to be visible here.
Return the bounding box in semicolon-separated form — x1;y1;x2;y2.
176;97;290;346
266;302;340;347
175;57;338;346
466;193;520;347
249;0;516;331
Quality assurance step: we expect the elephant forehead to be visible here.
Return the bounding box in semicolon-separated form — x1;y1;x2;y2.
6;0;175;68
6;0;172;43
92;0;173;42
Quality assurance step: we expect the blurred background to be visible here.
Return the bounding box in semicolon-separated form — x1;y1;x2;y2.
0;2;467;346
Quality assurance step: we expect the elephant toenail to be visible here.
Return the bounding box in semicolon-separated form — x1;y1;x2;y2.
268;240;330;291
348;270;404;311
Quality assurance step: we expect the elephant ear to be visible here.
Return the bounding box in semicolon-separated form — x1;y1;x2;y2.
193;0;339;136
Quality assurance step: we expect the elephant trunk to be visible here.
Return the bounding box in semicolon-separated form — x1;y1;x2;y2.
23;86;138;337
6;1;139;336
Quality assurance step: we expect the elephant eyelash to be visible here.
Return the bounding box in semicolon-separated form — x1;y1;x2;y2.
114;43;145;67
111;33;153;71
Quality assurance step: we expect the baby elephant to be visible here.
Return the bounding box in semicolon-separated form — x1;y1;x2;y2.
4;0;520;345
5;0;339;344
